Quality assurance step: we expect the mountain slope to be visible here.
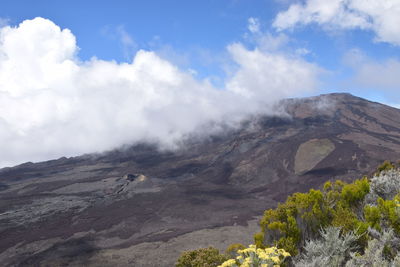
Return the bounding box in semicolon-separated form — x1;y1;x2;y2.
1;93;400;266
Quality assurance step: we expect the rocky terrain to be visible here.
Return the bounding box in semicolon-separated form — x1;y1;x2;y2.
1;93;400;266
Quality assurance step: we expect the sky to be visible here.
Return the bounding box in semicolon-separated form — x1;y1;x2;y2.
1;0;400;167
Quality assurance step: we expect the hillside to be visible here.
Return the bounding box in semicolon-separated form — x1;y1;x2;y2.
1;93;400;266
178;164;400;266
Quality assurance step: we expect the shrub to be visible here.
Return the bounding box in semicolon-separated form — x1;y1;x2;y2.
294;226;359;267
225;243;245;258
375;161;396;176
377;197;400;234
340;177;370;207
177;163;400;266
218;244;290;267
364;205;381;231
366;169;400;205
346;228;400;266
257;177;369;255
175;247;229;267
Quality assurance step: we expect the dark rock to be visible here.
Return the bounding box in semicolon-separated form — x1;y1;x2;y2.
123;173;139;181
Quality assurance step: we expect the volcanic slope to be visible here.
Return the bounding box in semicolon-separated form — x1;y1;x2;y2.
1;93;400;266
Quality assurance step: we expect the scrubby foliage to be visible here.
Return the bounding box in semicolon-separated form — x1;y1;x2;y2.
374;160;396;176
255;164;400;266
346;228;400;266
256;177;370;255
294;227;359;266
219;244;290;267
366;168;400;205
225;243;246;258
176;162;400;266
175;247;229;267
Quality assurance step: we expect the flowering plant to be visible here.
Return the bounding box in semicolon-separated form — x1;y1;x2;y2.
219;245;290;267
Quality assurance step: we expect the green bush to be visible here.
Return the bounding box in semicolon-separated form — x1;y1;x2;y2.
225;243;245;258
364;205;381;231
176;162;400;266
377;197;400;234
257;177;371;255
254;163;400;260
340;177;370;206
375;160;396;175
175;247;228;267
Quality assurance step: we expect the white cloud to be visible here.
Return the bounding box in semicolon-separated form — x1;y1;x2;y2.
255;32;290;52
248;17;261;34
344;49;400;93
226;43;320;98
295;48;311;56
273;0;400;46
0;17;321;167
245;17;313;55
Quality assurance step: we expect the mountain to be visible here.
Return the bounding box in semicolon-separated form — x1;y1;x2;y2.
1;93;400;266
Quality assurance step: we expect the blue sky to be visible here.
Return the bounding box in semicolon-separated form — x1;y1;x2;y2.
1;0;399;97
1;0;400;166
1;0;284;85
2;1;274;60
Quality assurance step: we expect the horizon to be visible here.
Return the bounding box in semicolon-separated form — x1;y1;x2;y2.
1;0;400;167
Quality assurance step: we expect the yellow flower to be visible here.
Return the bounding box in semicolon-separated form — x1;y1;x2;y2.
271;256;281;263
220;244;290;267
219;259;236;267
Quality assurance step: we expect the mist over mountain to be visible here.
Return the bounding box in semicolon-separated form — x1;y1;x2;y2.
2;93;400;266
0;17;320;168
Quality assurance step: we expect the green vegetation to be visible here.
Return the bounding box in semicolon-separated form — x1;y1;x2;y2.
175;247;229;267
176;161;400;266
256;177;370;255
375;160;396;175
225;243;245;258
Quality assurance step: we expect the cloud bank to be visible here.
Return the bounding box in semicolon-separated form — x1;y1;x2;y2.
0;17;320;167
273;0;400;46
